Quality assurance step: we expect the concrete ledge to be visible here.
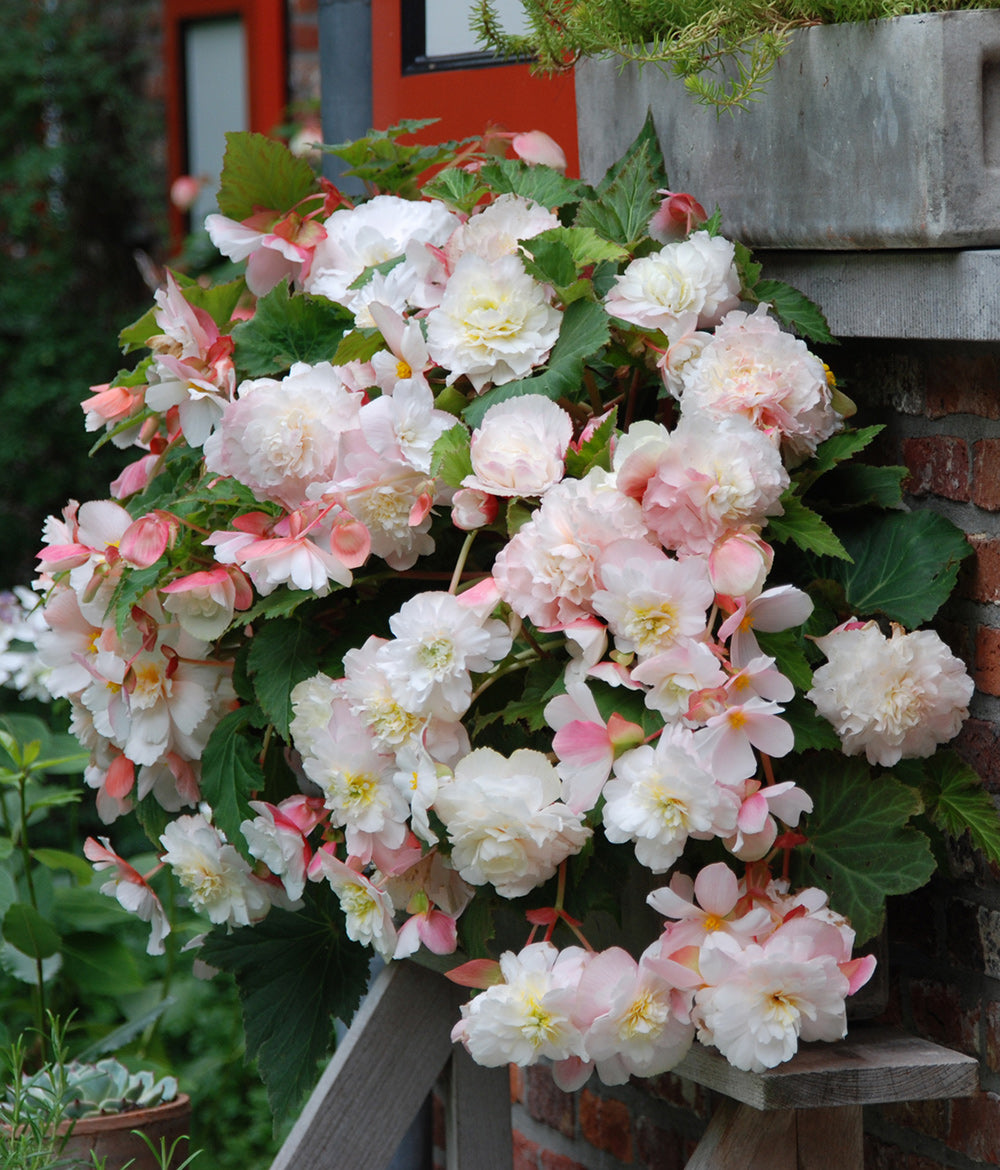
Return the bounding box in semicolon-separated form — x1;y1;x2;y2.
754;250;1000;341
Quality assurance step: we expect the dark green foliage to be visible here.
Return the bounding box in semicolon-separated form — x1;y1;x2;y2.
0;0;164;583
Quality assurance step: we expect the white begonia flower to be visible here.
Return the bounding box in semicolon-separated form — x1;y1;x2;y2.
603;231;741;340
451;942;591;1067
160;813;272;927
203;361;363;509
806;621;974;766
435;747;591;898
463;395;573;498
305;195;460;306
309;850;398;959
425;253;562;392
602;725;740;873
445;193;560;264
378;590;513;720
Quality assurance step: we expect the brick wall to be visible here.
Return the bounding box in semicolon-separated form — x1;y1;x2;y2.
431;340;1000;1169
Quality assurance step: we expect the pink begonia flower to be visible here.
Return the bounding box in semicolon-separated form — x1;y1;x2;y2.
544;680;644;814
119;513;177;569
435;747;591;898
648;862;773;952
451;942;591;1068
718;584;814;669
36;587;100;700
492;469;647;629
649;190;708;243
368;302;433;395
592;540;714;660
694;927;852;1072
161;565;253;642
240;795;327;901
445;193;560;267
571;946;696;1085
631;638;726;720
170;174;202;211
160;813;275;928
603;231;740;340
603;725;740;873
84;836;170;955
85;747;136;824
511;130;567;171
700;695;795;783
463;395;572;498
82;380;147;446
359;377;455;475
111;453;160;500
708;530;774;601
807;620;974;766
394;904;459;959
308;848;398;959
451;487;498;531
206;190;333;295
725;778;813;862
146;334;237;450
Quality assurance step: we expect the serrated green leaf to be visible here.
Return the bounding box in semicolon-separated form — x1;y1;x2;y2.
809;426;885;476
421;167;489;214
497;657;565;733
30;848;93;883
781;694;845;752
119;305;159;354
921;751;1000;866
216;131;319;223
754;279;837;345
520;237;577;289
574;113;666;250
199;707;265;846
767;495;851;560
430;424;474;489
111;560;167;637
792;756;936;943
564;410;617;479
819;464;907;511
2;902;62;959
236;589;316;629
232;281;353;377
754;629;813;692
199;886;370;1119
833;510;973;627
333;328;387;366
456;893;496;959
478;158;585;209
462;299;610;427
247;619;327;739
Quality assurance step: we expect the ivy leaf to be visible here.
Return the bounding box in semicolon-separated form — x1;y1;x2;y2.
462;299;610;427
199;707;265;846
232;280;353;377
767;495;851;560
247;618;327;740
921;751;1000;866
216;131;319;223
431;424;473;488
832;510;973;627
792;756;936;944
478;158;585;209
2;903;62;959
199;887;371;1120
753;279;837;345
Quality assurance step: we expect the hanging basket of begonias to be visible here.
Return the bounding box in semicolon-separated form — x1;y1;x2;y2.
35;116;1000;1117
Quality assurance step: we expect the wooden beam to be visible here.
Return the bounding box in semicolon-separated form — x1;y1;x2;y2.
674;1025;979;1112
445;1046;513;1170
269;962;466;1170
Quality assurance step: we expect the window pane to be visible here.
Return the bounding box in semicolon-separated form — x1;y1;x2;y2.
424;0;528;58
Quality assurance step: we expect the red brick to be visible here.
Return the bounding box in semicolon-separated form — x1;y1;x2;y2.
925;352;1000;420
946;898;987;970
510;1064;525;1104
975;626;1000;697
985;1000;1000;1072
525;1064;576;1138
959;534;1000;603
948;1091;1000;1161
973;438;1000;510
901;435;970;501
955;717;1000;793
513;1128;541;1170
907;978;980;1057
580;1088;633;1162
644;1071;708;1117
634;1116;686;1170
540;1153;588;1170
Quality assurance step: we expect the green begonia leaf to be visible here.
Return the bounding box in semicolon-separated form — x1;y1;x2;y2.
30;848;93;883
574;113;666;250
216;131;319;223
753;278;836;345
3;902;62;959
792;756;936;944
232;280;354;377
247;618;327;740
199;886;370;1120
199;707;265;847
421;167;490;215
767;495;850;560
478;158;586;209
921;750;1000;866
431;424;474;489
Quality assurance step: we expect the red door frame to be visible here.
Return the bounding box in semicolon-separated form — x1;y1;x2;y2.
164;0;288;241
370;0;579;176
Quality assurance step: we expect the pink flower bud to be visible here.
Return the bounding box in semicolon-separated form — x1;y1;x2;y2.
709;532;774;601
511;130;567;172
120;514;172;568
170;175;202;212
649;190;708;243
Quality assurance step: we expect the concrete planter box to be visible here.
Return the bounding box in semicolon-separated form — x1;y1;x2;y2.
576;10;1000;249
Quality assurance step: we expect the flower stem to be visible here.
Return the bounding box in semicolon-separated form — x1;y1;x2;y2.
449;531;477;595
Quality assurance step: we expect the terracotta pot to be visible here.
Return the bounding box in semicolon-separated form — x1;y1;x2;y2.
58;1094;191;1170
